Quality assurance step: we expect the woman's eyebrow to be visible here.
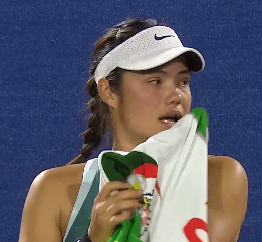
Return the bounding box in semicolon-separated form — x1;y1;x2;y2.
148;69;167;75
178;70;191;75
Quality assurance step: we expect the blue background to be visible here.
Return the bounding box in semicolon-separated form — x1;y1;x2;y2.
1;0;261;241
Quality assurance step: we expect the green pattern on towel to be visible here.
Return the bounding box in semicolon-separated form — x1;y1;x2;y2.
86;213;142;242
191;108;209;137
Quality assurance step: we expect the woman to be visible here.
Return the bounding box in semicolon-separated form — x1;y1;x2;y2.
18;18;248;242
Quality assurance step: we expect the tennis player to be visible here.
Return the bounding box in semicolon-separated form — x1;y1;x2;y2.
18;18;248;242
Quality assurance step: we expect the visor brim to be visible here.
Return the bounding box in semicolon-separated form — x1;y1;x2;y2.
118;47;205;72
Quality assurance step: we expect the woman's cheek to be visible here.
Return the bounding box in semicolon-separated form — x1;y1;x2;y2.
183;93;192;112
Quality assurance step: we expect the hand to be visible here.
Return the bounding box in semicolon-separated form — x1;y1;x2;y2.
88;181;144;242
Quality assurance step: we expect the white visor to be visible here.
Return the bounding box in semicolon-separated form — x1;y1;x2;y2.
94;26;205;84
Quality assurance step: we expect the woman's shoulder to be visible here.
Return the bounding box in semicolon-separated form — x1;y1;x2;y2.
19;163;87;241
32;162;86;191
208;154;247;173
207;154;248;194
41;163;86;183
35;163;88;236
207;154;248;241
36;163;88;208
31;162;87;207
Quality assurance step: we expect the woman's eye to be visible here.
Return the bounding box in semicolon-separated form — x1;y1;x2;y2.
181;81;189;87
149;79;161;85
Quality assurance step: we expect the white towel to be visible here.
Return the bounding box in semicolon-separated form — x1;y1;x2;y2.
98;108;208;242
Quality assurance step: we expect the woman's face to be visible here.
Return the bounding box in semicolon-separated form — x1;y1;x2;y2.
112;55;192;151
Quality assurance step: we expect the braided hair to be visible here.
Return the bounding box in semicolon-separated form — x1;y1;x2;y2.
65;18;159;165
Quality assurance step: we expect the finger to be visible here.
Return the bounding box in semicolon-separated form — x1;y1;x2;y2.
105;199;144;217
99;189;143;211
95;188;143;216
107;209;137;226
94;201;106;210
111;188;143;201
95;181;130;203
110;190;119;197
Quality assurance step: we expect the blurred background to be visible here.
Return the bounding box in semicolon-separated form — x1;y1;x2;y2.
0;0;261;241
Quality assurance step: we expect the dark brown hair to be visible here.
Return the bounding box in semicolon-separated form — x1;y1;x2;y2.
65;18;160;165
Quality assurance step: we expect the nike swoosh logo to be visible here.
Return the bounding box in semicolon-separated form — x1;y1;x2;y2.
154;34;176;40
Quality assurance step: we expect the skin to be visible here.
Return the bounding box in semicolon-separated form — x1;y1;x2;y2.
100;56;192;151
18;55;248;242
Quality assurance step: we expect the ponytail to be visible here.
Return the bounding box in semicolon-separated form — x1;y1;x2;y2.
65;77;109;165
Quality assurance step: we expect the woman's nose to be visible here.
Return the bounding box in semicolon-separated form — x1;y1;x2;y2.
166;89;182;104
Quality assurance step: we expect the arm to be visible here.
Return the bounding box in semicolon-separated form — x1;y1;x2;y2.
208;156;248;242
18;169;63;242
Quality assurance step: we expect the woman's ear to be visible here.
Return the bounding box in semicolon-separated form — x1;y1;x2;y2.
97;78;118;109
